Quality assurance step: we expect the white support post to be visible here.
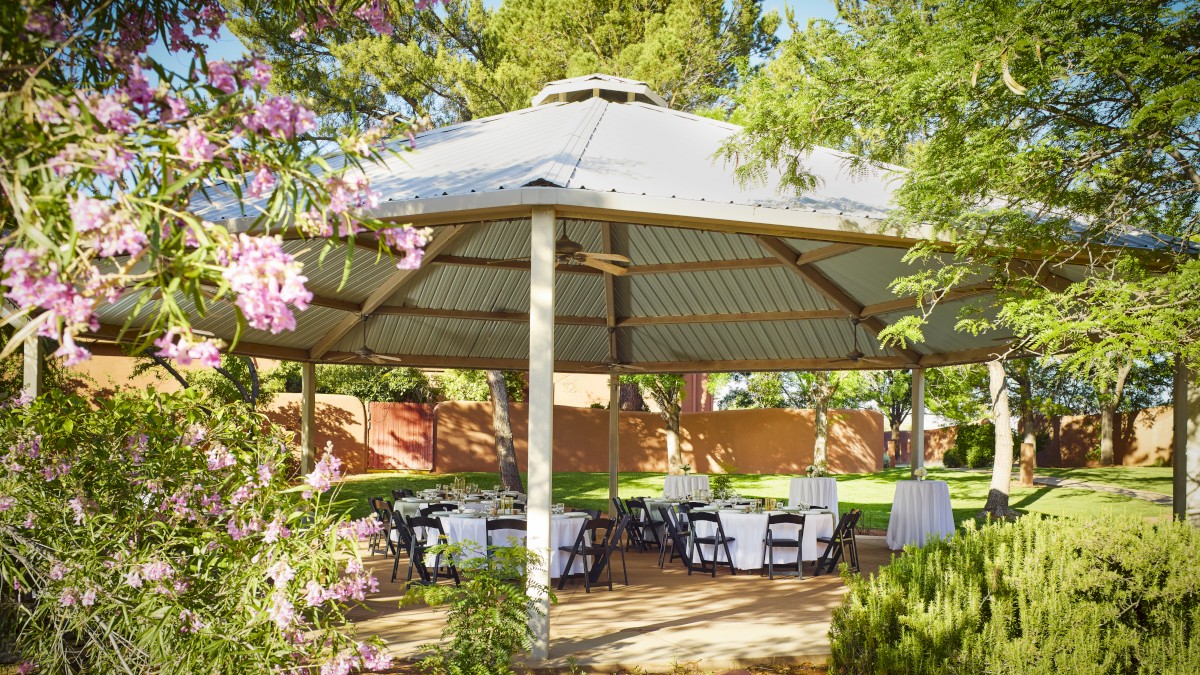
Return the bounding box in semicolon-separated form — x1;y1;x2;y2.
527;206;556;661
22;337;42;400
301;362;316;475
1173;355;1200;524
910;367;925;475
608;374;620;515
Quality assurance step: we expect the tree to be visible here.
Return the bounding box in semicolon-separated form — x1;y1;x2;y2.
136;353;271;407
984;360;1017;518
486;370;523;492
625;373;686;474
269;362;439;403
860;370;912;466
925;365;990;426
227;0;781;129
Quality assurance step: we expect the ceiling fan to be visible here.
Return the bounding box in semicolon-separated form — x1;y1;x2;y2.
490;223;632;275
332;314;405;365
833;317;893;366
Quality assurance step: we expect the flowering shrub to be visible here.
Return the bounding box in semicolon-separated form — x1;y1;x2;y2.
0;389;390;673
0;0;436;367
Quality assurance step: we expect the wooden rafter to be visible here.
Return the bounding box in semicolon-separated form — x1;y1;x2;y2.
370;305;846;327
309;224;471;359
373;306;605;326
430;255;787;276
757;235;924;364
860;282;995;318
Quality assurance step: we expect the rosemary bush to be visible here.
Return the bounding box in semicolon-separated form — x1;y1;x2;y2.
830;515;1200;674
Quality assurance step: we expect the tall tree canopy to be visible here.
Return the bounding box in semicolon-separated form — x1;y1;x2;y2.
729;0;1200;379
226;0;780;128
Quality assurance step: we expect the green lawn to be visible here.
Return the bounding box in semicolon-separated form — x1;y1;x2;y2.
334;466;1171;531
1034;466;1173;496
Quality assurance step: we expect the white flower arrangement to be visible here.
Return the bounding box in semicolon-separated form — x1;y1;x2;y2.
680;463;692;475
914;467;928;480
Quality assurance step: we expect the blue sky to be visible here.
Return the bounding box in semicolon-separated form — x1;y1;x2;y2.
148;0;839;70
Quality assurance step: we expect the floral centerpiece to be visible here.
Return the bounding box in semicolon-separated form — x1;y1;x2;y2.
806;462;830;478
914;467;928;480
680;463;692;475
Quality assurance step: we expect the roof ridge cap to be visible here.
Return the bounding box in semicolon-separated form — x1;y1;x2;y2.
541;98;609;187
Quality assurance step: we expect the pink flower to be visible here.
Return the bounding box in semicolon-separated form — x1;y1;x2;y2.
380;226;431;269
86;94;136;133
319;654;356;675
179;609;206;633
124;66;154;105
205;443;235;471
81;589;97;606
154;329;222;368
263;515;290;543
303;580;327;607
49;562;65;580
219;234;311;333
68;497;85;524
59;588;77;607
256;462;274;487
337;516;382;542
17;660;35;675
141;560;174;582
325;173;379;214
163;96;190;123
171;122;216;167
302;454;342;498
126;433;147;464
35;98;63;124
266;560;294;588
25;12;67;41
248;59;272;88
125;570;143;588
0;496;13;511
206;60;238;94
242;96;316;140
267;591;296;629
247;166;276;198
354;0;394;35
67;195;148;257
358;643;393;671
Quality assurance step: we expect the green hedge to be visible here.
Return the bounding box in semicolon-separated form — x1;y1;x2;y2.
952;422;1021;469
829;516;1200;674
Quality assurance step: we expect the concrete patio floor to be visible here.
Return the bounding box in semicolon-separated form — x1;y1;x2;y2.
350;535;896;672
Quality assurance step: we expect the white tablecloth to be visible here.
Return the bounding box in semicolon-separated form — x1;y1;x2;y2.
437;514;589;578
788;477;839;515
886;480;955;550
691;510;835;570
664;475;710;499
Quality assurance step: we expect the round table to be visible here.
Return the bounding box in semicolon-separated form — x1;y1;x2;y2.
663;475;710;499
886;480;955;550
436;513;589;578
788;477;839;515
690;509;836;570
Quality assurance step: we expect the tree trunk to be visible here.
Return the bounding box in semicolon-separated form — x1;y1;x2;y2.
665;415;683;475
486;369;523;492
1018;372;1036;487
618;382;646;411
982;360;1018;519
813;402;829;467
1099;359;1132;466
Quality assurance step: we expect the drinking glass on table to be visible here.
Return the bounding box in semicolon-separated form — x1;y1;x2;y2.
552;503;565;515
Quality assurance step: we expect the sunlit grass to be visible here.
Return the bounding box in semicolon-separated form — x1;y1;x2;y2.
334;466;1170;531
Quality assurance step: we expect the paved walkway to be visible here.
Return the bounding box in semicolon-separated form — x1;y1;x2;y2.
1031;476;1173;506
351;535;895;672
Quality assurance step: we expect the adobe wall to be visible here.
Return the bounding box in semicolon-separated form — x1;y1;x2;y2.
433;402;884;475
1040;405;1174;467
889;427;958;465
265;393;369;475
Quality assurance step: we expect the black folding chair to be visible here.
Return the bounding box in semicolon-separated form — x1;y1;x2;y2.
761;513;806;579
366;497;385;554
656;506;695;571
814;509;861;576
611;497;645;551
577;508;601;519
687;511;737;576
391;488;414;501
557;516;629;592
485;518;528;549
390;511;414;583
404;516;459;586
627;498;664;551
419;503;455;517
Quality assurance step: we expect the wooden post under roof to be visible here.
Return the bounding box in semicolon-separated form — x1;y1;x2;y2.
301;362;316;475
608;374;620;515
910;367;925;474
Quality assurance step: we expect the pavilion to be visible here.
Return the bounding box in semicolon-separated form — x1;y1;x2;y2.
41;74;1196;660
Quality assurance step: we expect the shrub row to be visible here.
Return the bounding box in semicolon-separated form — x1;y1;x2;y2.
829;515;1200;674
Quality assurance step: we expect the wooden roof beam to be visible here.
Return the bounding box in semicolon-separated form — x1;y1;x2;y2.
431;255;787;276
860;282;995;318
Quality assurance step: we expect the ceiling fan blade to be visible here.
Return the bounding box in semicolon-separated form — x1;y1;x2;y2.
486;257;532;265
580;252;632;263
579;258;628;276
374;355;406;364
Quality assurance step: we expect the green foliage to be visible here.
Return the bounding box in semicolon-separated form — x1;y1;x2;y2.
829;516;1200;674
436;369;525;402
623;373;685;428
941;447;965;469
0;334;87;401
954;421;1008;469
229;0;780;131
729;0;1200;371
269;361;439;403
0;389;389;672
927;365;990;425
404;544;555;675
710;371;869;410
860;370;912;430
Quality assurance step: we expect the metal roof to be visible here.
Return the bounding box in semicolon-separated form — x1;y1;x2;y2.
89;75;1157;373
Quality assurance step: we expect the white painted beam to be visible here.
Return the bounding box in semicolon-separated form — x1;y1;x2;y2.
910;368;925;474
609;374;620;515
301;362;316;475
527;205;556;661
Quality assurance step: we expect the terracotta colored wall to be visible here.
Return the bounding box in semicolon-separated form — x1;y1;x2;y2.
265;393;369;475
433;402;883;475
1039;405;1173;467
684;408;883;475
889;427;958;465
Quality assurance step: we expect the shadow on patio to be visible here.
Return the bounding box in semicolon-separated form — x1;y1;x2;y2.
350;535;896;672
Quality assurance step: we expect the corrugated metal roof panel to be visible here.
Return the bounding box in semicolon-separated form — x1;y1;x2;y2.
336;315;605;363
628;267;835;316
